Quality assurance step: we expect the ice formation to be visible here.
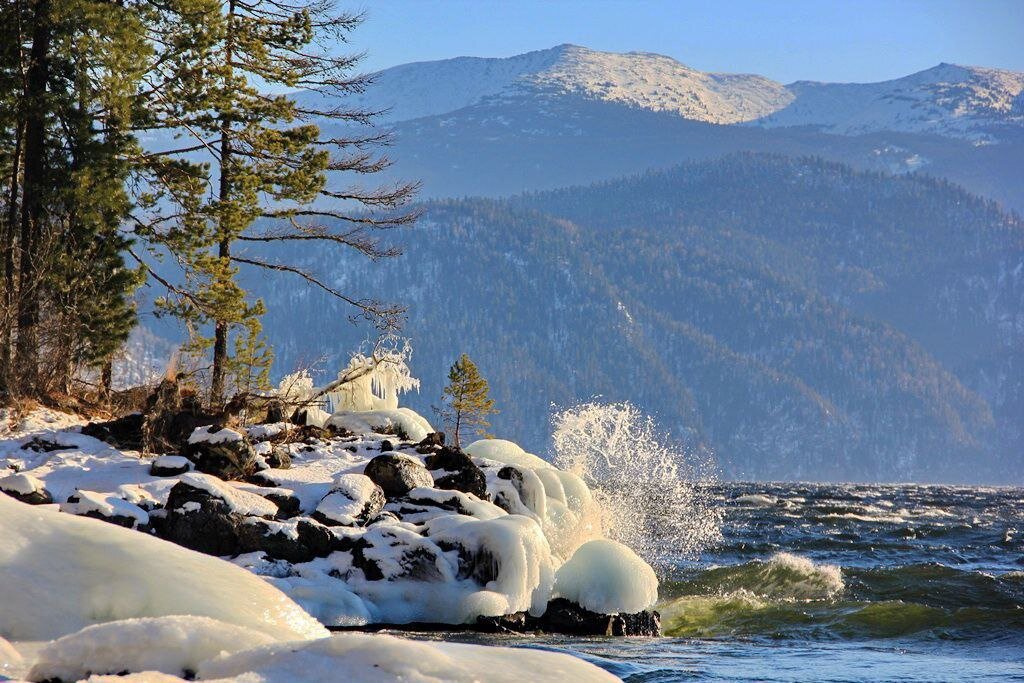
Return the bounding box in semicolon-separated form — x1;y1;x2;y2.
325;408;432;442
0;494;327;641
553;539;659;614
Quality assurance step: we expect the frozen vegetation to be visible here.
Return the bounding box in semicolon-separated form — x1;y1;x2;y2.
0;351;681;679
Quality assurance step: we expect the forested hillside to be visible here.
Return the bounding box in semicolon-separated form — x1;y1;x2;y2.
243;155;1023;482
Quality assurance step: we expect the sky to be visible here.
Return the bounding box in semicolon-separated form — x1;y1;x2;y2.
346;0;1024;84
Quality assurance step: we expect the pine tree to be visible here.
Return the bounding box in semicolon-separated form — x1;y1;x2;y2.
441;354;498;447
131;0;417;406
0;0;147;397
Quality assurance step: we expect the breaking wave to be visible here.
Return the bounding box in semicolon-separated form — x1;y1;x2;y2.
550;401;722;571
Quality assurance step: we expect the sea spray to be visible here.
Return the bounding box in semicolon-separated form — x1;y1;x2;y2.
550;401;722;570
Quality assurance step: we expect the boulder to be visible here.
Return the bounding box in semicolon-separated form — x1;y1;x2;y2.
476;599;661;636
182;425;258;480
0;472;53;505
311;474;386;527
149;455;192;477
425;447;487;499
363;454;433;498
81;413;145;450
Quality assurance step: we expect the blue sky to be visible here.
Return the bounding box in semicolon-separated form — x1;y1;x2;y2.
347;0;1024;83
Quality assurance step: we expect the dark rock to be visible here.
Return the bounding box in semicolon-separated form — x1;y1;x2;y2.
265;445;292;469
64;494;139;529
418;432;445;448
182;426;258;481
363;454;433;498
149;456;191;477
264;491;302;519
380;440;394;452
21;436;75;452
426;447;487;498
81;413;145;450
1;488;53;505
264;400;286;424
496;466;522;484
537;598;661;636
475;599;661;636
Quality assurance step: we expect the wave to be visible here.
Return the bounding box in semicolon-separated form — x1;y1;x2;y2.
659;556;1024;640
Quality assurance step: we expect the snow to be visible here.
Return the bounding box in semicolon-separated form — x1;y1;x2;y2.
198;632;618;683
326;408;433;442
553;539;659;614
247;423;289;441
61;489;150;526
177;472;278;517
0;471;45;495
0;494;327;641
465;438;553;470
187;425;244;445
27;616;277;681
0;635;22;679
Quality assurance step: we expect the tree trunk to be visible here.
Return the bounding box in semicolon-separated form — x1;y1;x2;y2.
1;119;23;394
208;0;236;407
13;0;51;395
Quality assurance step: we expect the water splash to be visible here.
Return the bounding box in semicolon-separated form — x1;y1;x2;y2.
550;401;722;571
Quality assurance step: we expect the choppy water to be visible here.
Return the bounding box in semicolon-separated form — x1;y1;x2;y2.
425;483;1024;681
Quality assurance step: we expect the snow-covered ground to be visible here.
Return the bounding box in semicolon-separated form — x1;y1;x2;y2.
0;397;655;680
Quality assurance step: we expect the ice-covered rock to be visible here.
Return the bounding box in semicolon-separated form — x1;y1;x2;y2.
363;453;434;498
426;446;487;498
553;539;659;614
312;474;385;526
0;471;52;505
183;425;257;480
61;489;150;528
149;455;191;477
197;631;617;683
0;494;328;641
465;438;553;470
326;408;432;442
27;616;276;682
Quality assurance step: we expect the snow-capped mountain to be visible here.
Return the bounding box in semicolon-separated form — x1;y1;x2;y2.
319;44;1024;140
759;62;1024;139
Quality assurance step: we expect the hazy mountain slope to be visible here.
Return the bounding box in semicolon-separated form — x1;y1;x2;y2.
234;155;1021;482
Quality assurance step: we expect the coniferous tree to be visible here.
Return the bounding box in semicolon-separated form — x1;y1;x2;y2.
132;0;417;406
0;0;147;398
441;353;498;447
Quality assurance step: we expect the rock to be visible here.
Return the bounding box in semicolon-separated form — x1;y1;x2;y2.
149;455;192;477
21;436;74;452
81;413;145;450
264;492;302;519
363;454;433;498
264;399;286;424
61;490;150;530
536;598;661;637
155;480;266;556
380;440;394;452
418;431;445;448
426;447;486;498
311;474;386;527
182;425;258;481
475;599;661;636
0;472;53;505
266;445;292;469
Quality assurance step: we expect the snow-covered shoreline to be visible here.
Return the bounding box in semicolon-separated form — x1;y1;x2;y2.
0;397;659;681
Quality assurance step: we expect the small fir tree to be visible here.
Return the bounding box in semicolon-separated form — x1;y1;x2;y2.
441;353;497;448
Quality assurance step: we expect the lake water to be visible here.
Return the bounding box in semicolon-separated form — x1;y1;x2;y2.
418;482;1024;681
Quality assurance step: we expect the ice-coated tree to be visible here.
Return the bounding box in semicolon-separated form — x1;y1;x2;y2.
132;0;418;406
441;353;497;447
